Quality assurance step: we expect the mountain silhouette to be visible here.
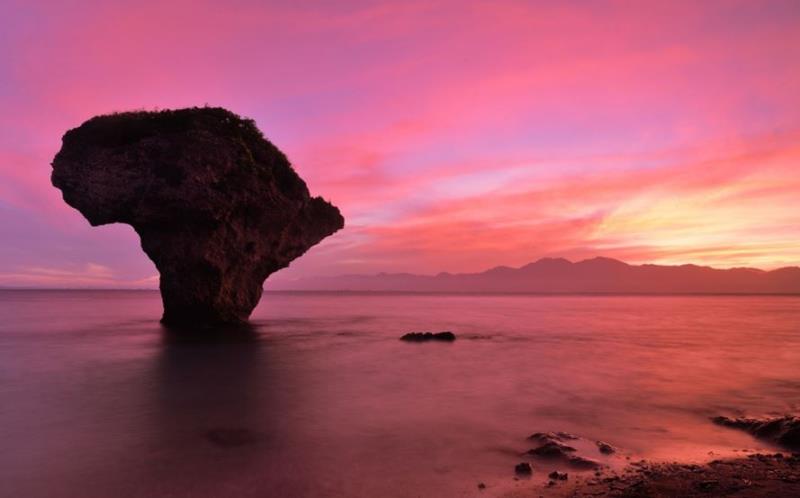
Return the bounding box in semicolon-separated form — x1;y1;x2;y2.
269;257;800;294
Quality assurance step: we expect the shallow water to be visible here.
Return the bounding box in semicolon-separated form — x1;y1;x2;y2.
1;291;798;497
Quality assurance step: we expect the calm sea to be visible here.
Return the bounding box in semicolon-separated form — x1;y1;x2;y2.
1;291;798;497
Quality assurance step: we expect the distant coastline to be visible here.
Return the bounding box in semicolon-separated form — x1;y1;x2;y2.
3;257;800;294
267;257;800;294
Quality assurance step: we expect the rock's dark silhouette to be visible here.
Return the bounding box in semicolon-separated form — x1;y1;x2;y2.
712;415;800;450
51;107;344;328
399;331;457;342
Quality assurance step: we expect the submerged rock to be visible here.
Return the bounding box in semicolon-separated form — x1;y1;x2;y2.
400;331;456;342
51;107;343;328
712;415;800;450
596;440;616;454
514;462;533;475
548;471;568;480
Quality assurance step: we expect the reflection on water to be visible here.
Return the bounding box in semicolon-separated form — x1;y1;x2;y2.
0;291;799;497
143;329;271;492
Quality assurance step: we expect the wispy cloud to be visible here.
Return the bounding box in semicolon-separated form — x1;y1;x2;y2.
1;0;799;284
0;263;160;288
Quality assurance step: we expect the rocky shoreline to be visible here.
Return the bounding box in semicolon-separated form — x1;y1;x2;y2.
501;453;800;497
498;415;800;497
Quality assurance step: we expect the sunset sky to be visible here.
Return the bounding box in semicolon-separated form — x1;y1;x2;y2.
1;0;799;287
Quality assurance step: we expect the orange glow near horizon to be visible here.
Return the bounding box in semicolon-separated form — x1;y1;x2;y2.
0;0;799;286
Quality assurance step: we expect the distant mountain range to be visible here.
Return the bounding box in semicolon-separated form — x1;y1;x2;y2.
269;257;800;294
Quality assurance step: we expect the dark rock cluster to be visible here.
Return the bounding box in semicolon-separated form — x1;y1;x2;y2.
496;419;800;495
52;107;343;328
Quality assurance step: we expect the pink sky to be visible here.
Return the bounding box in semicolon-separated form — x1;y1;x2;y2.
1;0;799;287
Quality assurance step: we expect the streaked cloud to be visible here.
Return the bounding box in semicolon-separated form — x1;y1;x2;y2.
0;0;798;286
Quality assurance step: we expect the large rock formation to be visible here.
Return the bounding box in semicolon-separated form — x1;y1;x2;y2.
52;107;343;328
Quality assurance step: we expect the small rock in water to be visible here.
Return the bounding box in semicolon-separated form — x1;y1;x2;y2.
515;462;533;475
477;482;486;490
400;331;456;342
549;471;568;480
596;441;616;454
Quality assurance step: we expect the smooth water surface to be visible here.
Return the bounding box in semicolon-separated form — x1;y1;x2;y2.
1;291;799;497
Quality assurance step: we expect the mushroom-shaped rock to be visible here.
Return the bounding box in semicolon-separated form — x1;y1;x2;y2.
51;107;344;328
